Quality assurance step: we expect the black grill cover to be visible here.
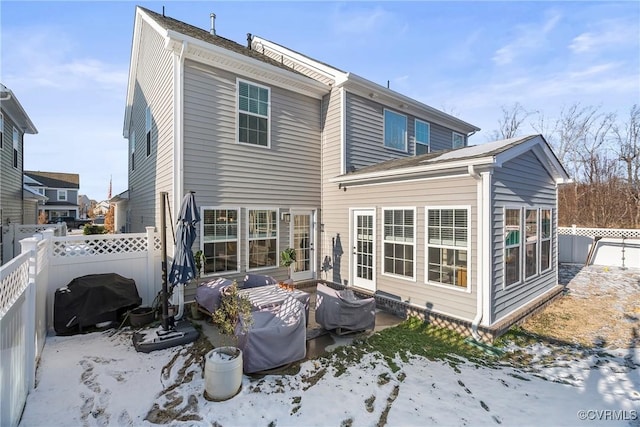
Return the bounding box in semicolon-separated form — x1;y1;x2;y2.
54;273;142;335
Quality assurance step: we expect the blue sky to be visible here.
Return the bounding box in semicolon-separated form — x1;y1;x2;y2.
2;1;638;201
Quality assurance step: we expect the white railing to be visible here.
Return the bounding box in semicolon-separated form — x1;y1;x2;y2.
1;223;64;266
558;225;640;268
0;227;161;427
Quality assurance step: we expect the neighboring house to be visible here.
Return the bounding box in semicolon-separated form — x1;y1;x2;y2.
23;174;48;223
78;194;92;219
93;200;110;217
23;171;81;221
110;190;130;233
0;84;38;226
123;7;570;339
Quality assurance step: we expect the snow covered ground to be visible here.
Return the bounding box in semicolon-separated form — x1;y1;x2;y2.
19;266;640;427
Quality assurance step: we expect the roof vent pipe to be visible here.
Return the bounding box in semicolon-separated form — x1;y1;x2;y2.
210;13;216;36
247;33;252;49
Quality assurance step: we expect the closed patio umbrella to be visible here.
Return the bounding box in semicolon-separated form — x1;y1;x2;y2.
169;191;201;288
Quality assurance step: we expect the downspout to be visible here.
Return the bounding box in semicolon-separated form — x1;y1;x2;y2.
173;40;187;320
468;165;483;341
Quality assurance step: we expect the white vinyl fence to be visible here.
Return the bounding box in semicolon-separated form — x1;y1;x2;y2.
558;226;640;269
0;227;161;427
1;223;64;266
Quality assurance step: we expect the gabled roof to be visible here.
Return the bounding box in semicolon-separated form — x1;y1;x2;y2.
23;184;48;202
24;171;80;189
1;84;37;134
331;135;570;186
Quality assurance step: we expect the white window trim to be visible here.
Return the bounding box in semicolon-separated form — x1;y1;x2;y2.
424;205;472;293
381;206;417;282
200;206;241;276
236;78;271;149
12;127;19;168
524;208;539;280
414;118;430;155
503;206;523;289
145;106;152;157
540;208;553;274
383;109;408;153
57;189;68;201
246;206;278;271
452;132;465;149
130;130;136;171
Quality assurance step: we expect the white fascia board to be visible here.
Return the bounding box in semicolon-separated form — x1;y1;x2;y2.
337;73;480;134
167;31;330;100
1;89;38;134
251;36;347;83
330;156;496;185
494;135;571;183
123;9;146;136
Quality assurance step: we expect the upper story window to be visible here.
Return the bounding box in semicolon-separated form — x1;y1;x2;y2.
202;208;239;274
57;190;67;201
415;119;430;155
13;127;19;168
238;80;270;147
248;209;277;269
384;109;407;152
452;132;465;149
145;106;152;157
130;130;136;171
383;208;415;279
427;208;469;289
36;187;45;195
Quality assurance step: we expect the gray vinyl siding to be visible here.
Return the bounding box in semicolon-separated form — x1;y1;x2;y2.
321;88;348;285
0;112;23;226
490;150;558;323
181;59;322;272
127;20;174;233
323;174;479;321
344;92;467;172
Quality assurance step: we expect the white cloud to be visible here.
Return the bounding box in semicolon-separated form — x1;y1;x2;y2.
331;5;402;36
492;10;562;66
570;19;638;53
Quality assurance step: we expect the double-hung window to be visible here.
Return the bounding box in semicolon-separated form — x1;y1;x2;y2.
238;80;269;147
540;209;552;272
145;106;152;157
13;127;19;168
202;208;239;274
383;208;415;278
415;119;430;155
427;208;469;289
384;109;407;152
452;132;465;149
130;130;136;171
57;190;67;201
248;209;277;269
525;209;538;278
504;208;521;287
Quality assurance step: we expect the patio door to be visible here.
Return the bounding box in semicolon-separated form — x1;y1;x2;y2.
352;209;375;292
290;210;315;281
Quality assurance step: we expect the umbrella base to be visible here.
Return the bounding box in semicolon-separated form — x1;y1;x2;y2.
132;320;199;353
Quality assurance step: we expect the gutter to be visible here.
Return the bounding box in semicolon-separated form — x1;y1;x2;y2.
468;165;483;341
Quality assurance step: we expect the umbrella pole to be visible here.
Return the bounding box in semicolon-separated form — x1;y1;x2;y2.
160;191;170;330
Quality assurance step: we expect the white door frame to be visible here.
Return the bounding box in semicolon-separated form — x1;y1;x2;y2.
290;209;315;281
350;208;376;292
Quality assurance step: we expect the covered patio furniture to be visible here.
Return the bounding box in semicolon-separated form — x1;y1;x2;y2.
315;283;376;335
195;277;233;314
236;295;307;374
238;284;311;326
241;274;277;289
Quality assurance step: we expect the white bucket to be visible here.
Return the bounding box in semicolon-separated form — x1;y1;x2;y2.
204;347;243;401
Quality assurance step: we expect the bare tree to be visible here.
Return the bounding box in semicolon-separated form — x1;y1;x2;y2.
613;104;640;227
489;103;535;141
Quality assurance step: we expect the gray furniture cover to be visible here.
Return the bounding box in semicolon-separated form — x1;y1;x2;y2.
195;278;232;313
236;295;307;374
241;274;277;289
315;283;376;332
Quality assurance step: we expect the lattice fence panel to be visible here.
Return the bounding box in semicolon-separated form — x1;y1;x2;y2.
0;257;29;318
558;227;640;238
52;236;148;257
